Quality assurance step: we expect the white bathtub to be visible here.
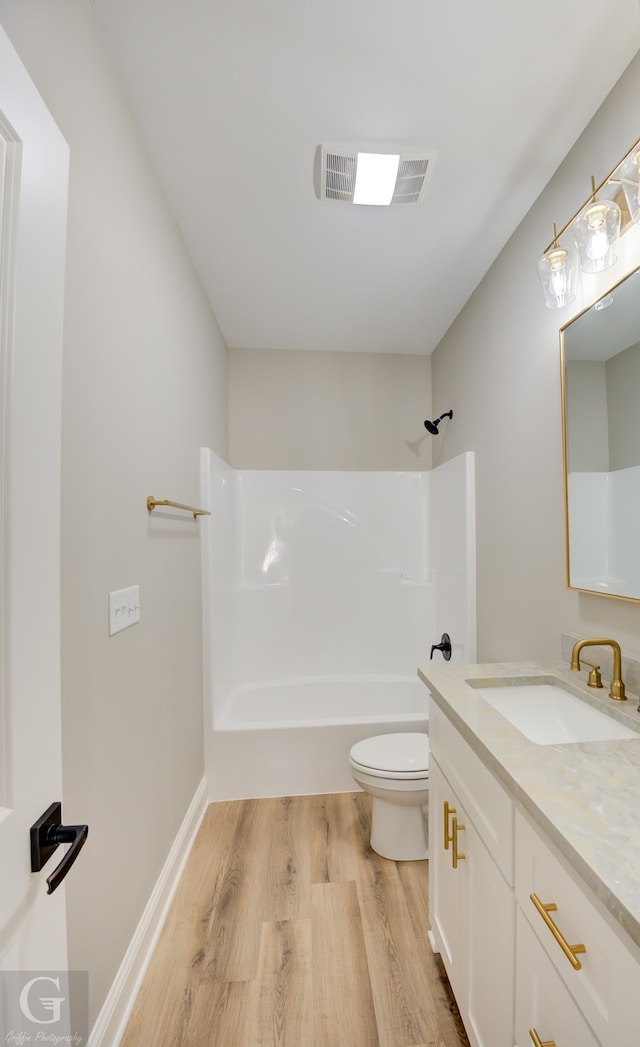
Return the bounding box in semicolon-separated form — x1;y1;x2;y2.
209;675;429;800
216;675;428;730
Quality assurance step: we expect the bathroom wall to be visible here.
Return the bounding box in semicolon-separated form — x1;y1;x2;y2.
0;0;228;1028
229;346;433;470
565;361;610;472
607;342;640;470
431;52;640;662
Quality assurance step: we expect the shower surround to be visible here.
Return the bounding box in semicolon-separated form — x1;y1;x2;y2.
200;450;476;799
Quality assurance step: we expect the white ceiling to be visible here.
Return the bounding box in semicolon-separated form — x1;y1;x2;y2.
88;0;640;356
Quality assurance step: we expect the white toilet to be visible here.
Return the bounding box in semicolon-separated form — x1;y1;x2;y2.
349;731;429;861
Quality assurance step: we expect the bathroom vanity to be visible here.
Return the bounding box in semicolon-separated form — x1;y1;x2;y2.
419;661;640;1047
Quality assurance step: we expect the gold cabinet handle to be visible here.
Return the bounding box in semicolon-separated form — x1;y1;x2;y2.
530;893;586;970
529;1028;556;1047
451;816;466;868
443;801;456;851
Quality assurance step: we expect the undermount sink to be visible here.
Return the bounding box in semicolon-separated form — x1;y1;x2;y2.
466;678;638;745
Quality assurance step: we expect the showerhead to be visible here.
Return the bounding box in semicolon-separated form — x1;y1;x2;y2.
424;410;453;435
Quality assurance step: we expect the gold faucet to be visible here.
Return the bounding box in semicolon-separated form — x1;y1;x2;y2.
570;638;626;701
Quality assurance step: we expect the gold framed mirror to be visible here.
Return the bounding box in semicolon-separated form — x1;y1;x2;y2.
560;263;640;602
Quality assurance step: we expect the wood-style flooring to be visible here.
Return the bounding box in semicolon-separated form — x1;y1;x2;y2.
121;792;470;1047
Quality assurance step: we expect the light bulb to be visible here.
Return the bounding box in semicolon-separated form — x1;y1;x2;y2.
574;198;620;273
547;248;569;299
586;227;609;262
538;244;575;308
549;264;568;299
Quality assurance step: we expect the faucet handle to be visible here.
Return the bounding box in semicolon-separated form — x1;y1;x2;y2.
581;659;603;689
430;633;452;661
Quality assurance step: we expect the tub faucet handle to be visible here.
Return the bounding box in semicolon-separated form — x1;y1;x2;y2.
430;633;452;661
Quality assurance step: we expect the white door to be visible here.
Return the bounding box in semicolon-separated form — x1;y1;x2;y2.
0;19;72;1025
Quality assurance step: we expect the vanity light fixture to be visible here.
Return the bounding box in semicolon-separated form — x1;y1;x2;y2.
537;134;640;308
573;176;621;274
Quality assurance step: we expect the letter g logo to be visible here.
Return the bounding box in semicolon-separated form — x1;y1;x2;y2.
19;975;65;1024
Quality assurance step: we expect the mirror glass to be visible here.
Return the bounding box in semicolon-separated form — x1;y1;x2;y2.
561;264;640;601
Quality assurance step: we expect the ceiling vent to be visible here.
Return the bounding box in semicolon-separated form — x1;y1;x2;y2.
319;144;433;205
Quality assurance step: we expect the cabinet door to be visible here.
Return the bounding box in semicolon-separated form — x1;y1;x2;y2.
429;757;468;998
466;819;515;1047
431;755;515;1047
515;910;601;1047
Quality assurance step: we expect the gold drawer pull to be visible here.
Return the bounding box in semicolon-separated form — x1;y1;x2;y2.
529;1028;556;1047
452;816;466;868
443;801;456;850
530;893;586;970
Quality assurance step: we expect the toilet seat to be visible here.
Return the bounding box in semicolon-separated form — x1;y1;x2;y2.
349;732;429;780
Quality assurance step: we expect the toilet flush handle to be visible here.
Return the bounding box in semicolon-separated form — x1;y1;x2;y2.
430;633;452;661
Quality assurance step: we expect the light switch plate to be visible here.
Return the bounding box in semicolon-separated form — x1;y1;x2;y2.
109;585;140;635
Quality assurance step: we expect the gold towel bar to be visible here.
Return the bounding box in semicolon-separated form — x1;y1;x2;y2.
146;496;211;519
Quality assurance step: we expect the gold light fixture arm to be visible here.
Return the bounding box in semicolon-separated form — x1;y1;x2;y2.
146;496;211;519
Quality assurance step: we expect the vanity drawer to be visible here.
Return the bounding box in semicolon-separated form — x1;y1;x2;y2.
515;807;640;1047
515;909;600;1047
429;702;513;882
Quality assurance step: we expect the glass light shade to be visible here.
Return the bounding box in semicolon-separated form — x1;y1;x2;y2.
573;198;621;273
537;244;577;308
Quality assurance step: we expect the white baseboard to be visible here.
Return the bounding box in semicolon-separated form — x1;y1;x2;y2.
428;929;440;954
89;778;208;1047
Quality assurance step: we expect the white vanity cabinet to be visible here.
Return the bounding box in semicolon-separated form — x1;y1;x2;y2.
422;661;640;1047
429;704;515;1047
515;808;640;1047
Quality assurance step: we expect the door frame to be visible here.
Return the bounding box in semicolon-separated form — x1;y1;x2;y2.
0;22;70;973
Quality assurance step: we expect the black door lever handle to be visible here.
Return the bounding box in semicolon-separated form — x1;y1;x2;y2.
30;802;89;895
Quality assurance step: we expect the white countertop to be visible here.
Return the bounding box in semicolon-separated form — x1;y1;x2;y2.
418;660;640;951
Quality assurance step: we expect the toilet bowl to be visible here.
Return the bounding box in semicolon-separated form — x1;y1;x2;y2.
349;732;429;861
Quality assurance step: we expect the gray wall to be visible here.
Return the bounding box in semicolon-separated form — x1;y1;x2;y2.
431;53;640;662
607;342;640;470
565;361;609;471
0;0;228;1026
229;347;433;470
